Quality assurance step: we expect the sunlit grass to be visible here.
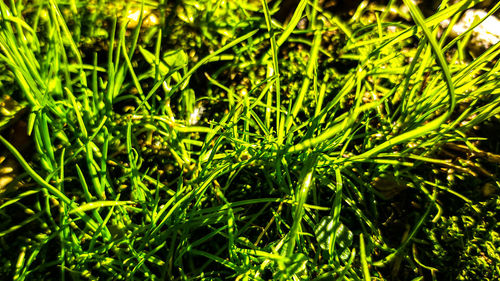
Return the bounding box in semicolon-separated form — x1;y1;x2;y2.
1;0;500;280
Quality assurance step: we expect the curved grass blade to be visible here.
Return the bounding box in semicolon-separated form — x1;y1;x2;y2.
69;200;135;214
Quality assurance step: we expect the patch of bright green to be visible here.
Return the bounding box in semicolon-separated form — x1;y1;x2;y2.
1;0;500;280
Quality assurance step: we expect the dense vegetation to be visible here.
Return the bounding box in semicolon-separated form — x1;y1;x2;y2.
1;0;499;280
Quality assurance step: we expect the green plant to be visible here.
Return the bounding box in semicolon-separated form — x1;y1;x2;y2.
1;0;499;280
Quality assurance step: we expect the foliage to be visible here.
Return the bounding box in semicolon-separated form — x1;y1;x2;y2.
0;0;499;280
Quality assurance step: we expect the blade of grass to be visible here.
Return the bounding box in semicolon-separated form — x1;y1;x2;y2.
284;153;317;257
285;25;322;133
360;233;371;281
261;0;281;136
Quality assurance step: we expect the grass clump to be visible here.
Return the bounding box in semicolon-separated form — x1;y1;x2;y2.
1;0;500;280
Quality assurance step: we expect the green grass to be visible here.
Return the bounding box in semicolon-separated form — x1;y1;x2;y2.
1;0;500;280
